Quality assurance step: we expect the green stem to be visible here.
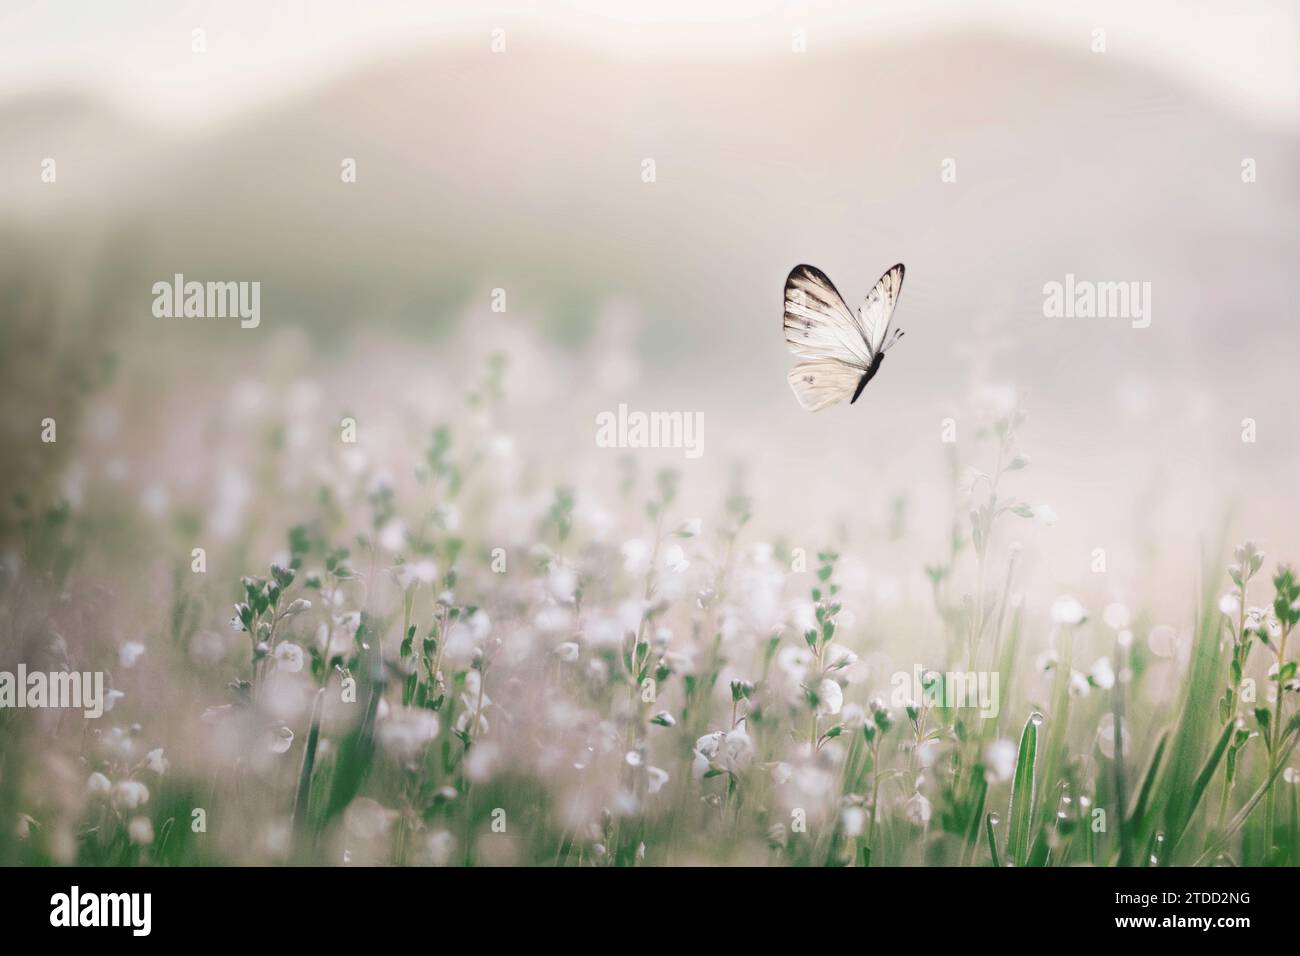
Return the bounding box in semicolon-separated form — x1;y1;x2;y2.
1265;624;1291;851
865;738;882;866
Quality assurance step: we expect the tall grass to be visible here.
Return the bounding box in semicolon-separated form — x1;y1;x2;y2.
1;361;1296;867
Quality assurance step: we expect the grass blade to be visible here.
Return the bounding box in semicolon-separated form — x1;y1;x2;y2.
1007;713;1039;867
1127;730;1169;827
1111;652;1130;867
1195;715;1300;864
1121;729;1168;865
291;686;327;855
985;812;1002;868
324;614;385;821
963;767;988;865
1026;828;1050;867
1157;531;1228;844
1168;718;1234;854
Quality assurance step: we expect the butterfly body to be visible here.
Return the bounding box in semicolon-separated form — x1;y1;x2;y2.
851;351;886;404
783;262;906;412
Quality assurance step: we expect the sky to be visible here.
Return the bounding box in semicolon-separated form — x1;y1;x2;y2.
0;0;1296;128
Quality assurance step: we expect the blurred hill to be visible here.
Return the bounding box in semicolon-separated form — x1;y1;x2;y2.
1;30;1297;573
4;32;1296;359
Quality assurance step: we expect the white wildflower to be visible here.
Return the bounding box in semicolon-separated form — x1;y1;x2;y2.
622;539;650;575
1051;596;1086;625
841;805;867;837
816;678;843;716
1090;656;1115;690
274;642;305;672
127;816;155;845
145;748;169;775
111;780;150;811
646;766;670;794
905;792;932;825
664;544;690;573
1103;602;1131;629
119;641;146;669
378;519;406;552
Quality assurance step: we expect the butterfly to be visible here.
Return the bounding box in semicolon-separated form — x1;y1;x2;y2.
783;262;906;411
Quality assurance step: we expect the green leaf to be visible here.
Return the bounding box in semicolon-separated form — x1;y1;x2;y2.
291;687;327;853
1126;730;1169;837
985;812;1002;868
1007;714;1039;867
324;614;383;823
1168;718;1234;852
1155;540;1229;858
964;767;988;860
1026;828;1050;867
1255;707;1272;746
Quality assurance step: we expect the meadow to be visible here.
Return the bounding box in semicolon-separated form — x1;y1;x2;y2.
1;346;1295;868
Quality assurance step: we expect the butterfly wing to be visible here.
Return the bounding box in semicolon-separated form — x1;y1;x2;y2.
858;263;906;355
787;359;865;412
784;265;872;368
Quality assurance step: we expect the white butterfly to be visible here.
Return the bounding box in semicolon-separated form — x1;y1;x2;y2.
784;263;906;411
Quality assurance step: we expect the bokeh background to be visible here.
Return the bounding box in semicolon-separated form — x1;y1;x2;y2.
3;2;1297;593
0;1;1296;866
